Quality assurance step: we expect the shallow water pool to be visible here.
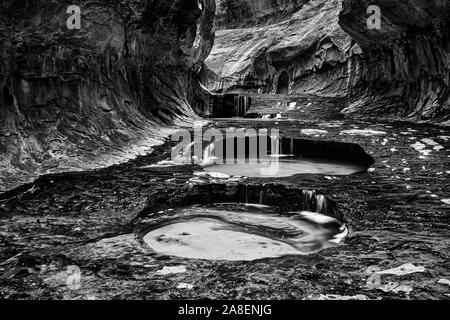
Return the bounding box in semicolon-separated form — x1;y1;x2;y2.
143;203;347;261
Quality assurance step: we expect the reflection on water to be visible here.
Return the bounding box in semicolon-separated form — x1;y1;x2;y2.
203;158;366;177
143;204;348;261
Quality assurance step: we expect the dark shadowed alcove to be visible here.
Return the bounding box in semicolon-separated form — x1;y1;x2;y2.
277;71;289;94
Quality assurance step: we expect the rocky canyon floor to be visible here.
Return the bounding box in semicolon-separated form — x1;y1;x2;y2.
0;95;449;300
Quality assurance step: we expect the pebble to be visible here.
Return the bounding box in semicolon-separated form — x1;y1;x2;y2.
156;266;187;275
437;279;450;287
177;283;194;290
377;263;426;276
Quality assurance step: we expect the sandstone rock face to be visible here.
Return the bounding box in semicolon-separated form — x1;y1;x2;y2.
202;0;356;97
203;0;450;124
0;0;215;191
339;0;450;124
214;0;306;29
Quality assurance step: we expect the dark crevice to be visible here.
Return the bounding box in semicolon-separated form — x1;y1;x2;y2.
277;71;289;94
2;84;14;105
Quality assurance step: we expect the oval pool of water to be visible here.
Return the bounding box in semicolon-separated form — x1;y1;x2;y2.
142;203;348;261
200;136;373;177
203;158;366;177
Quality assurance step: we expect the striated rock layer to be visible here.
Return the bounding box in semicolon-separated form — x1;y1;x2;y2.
203;0;450;124
202;0;356;97
214;0;307;29
339;0;450;124
0;0;215;191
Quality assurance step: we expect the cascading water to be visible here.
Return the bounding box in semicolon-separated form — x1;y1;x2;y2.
316;195;327;214
202;142;217;166
150;136;372;178
269;135;293;157
270;135;281;157
202;136;369;177
234;96;252;117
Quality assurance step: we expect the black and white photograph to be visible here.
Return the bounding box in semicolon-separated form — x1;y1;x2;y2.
0;0;449;308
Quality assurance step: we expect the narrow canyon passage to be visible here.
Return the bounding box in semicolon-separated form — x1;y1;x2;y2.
0;0;449;302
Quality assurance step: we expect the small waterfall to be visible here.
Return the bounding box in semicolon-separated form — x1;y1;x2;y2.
290;138;294;155
316;195;327;214
244;96;248;114
234;96;252;117
302;190;315;212
301;190;327;214
202;142;216;166
270;135;281;157
262;114;271;120
303;190;314;200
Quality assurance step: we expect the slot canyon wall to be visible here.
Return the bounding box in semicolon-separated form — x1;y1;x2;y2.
339;0;450;123
202;0;450;124
0;0;216;191
1;0;449;191
202;0;356;97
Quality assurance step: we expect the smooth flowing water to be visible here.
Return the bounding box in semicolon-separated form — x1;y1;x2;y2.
143;203;347;261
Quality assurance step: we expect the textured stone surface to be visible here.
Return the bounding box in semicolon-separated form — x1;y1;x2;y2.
339;0;450;124
202;0;354;97
0;96;448;299
203;0;450;124
0;0;215;191
0;0;449;301
214;0;307;29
